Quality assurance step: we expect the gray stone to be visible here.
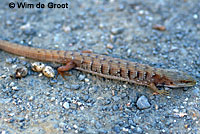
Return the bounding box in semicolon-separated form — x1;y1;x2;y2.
71;84;80;90
63;102;70;109
136;95;151;110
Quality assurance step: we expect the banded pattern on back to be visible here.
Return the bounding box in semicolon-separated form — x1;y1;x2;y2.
0;40;171;87
68;51;157;85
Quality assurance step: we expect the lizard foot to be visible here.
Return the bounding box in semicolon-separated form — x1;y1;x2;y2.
148;83;170;96
56;72;71;80
57;61;76;80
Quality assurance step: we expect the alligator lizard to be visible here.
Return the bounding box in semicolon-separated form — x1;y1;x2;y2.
0;40;196;95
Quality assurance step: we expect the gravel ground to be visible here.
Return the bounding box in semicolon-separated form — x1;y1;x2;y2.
0;0;200;133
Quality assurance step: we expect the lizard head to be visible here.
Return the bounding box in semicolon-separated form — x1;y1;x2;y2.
160;69;196;88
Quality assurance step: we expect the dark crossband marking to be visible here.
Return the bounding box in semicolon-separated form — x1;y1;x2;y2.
100;64;103;74
108;65;111;75
127;69;131;80
89;58;93;71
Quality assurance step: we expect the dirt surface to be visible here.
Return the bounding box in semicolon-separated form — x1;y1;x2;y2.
0;0;200;133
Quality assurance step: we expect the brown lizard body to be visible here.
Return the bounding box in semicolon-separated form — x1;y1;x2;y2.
0;40;196;95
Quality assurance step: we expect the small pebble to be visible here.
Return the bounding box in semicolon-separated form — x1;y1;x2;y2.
78;127;86;133
155;104;159;110
113;125;120;133
12;86;20;91
38;73;43;77
136;95;151;110
0;74;7;78
6;58;14;64
192;88;199;96
127;49;132;56
77;102;82;106
113;104;119;111
6;20;13;25
63;102;70;109
12;65;17;68
111;27;124;35
50;97;56;102
9;82;15;87
73;124;78;129
15;67;28;78
71;84;80;90
112;96;120;102
138;10;145;15
98;129;108;134
152;24;166;31
42;66;55;78
184;124;188;129
20;23;31;30
59;122;67;128
1;131;8;134
84;78;90;82
63;26;71;33
193;14;198;19
12;94;18;98
49;79;58;85
31;62;45;72
173;109;179;113
106;43;114;49
23;28;36;35
0;98;12;104
28;96;34;101
78;75;85;81
54;45;59;48
16;117;25;122
99;23;105;29
4;118;15;123
80;106;84;110
65;85;71;89
70;103;77;109
95;121;102;129
136;127;143;133
8;113;15;116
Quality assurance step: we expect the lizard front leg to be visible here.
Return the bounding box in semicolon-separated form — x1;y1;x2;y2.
57;61;76;79
148;83;169;95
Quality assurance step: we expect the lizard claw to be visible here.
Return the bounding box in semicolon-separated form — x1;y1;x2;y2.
148;83;170;96
56;71;71;80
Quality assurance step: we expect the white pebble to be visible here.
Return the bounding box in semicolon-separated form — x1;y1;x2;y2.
31;62;45;72
50;97;56;102
42;66;55;78
173;109;179;113
80;106;84;110
28;96;34;101
73;124;78;129
84;78;90;82
193;14;198;19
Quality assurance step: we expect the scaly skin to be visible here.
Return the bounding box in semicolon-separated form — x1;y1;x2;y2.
0;40;196;95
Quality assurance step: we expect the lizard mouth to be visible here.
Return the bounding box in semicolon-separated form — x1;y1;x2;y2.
166;80;196;88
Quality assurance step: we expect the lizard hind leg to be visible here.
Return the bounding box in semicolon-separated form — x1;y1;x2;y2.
148;83;170;96
57;61;76;80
